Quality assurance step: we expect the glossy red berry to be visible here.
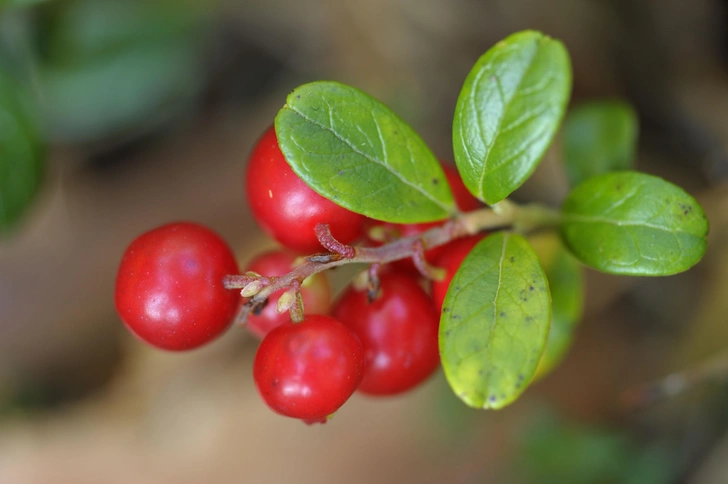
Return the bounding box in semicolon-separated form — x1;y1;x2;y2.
367;163;480;274
254;315;364;422
442;162;481;212
431;235;485;312
245;126;366;253
115;222;240;351
333;272;440;396
243;249;331;338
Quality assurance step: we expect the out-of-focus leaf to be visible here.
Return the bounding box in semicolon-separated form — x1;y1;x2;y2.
563;100;638;186
0;70;44;232
512;413;673;484
38;0;207;142
1;0;50;8
530;233;584;380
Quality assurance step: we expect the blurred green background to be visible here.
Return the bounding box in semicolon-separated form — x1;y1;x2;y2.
1;0;728;482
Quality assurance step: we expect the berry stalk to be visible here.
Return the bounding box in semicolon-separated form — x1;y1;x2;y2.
224;201;559;325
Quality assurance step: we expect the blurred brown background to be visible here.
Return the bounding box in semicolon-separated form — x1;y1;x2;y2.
1;0;728;482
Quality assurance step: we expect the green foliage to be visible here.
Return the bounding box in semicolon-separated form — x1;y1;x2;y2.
271;30;708;411
0;0;50;8
530;234;584;379
439;233;551;409
452;30;571;205
275;81;456;223
0;70;44;232
563;101;638;186
561;172;708;275
37;0;206;142
513;414;673;484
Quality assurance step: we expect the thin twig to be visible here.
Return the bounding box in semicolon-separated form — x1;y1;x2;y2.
224;203;550;325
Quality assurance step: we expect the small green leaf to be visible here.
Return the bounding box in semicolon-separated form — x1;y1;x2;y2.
453;30;572;205
0;71;44;232
530;234;584;379
440;232;551;409
561;172;708;275
276;81;455;223
563;101;638;186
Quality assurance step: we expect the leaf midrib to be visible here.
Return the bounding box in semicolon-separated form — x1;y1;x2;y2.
475;39;542;199
562;213;703;237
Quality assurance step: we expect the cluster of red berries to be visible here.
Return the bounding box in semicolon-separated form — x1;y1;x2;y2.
114;126;485;424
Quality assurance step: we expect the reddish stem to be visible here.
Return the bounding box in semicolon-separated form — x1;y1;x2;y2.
226;205;519;325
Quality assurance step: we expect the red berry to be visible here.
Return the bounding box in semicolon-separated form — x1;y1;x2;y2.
442;162;481;212
245;126;366;253
254;315;364;422
431;235;485;312
333;272;440;396
243;249;331;338
367;162;480;274
115;222;240;351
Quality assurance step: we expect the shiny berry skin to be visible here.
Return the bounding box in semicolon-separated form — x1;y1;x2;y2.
333;272;440;396
431;235;485;312
442;162;481;212
115;222;240;351
244;249;331;338
254;315;364;422
367;163;481;273
245;126;366;253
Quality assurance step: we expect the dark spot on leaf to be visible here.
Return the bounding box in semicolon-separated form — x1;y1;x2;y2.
455;286;461;291
500;394;506;400
615;183;622;191
500;312;506;318
445;330;451;336
432;178;439;185
517;374;524;382
443;307;450;313
510;256;515;263
529;286;534;291
393;130;398;135
525;316;533;322
489;395;497;402
478;369;484;376
337;170;344;176
296;95;300;99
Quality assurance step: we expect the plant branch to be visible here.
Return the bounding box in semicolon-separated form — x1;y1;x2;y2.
224;202;559;324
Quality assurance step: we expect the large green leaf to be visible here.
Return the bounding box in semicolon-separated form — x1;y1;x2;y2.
275;81;456;223
561;172;708;275
530;233;584;379
563;101;638;187
440;232;551;409
0;71;43;232
453;30;571;205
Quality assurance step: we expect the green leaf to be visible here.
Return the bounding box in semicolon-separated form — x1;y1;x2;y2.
561;172;708;275
275;81;456;223
0;70;44;232
440;232;551;409
452;30;572;205
529;233;584;379
563;101;638;186
38;0;206;142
